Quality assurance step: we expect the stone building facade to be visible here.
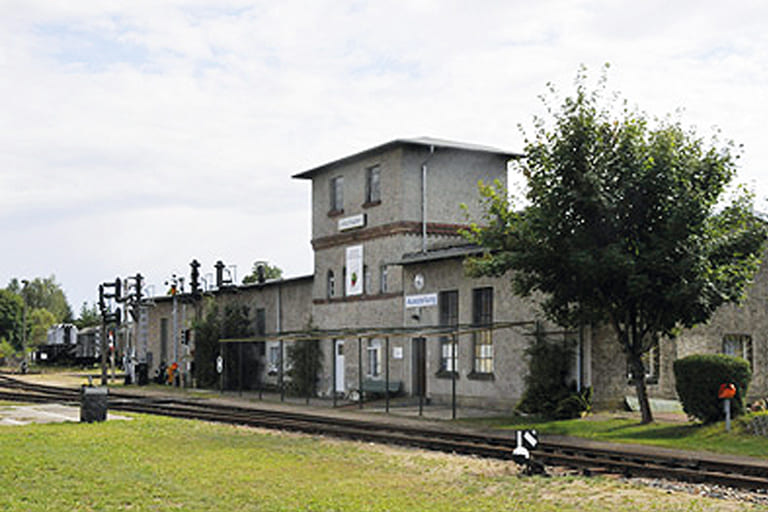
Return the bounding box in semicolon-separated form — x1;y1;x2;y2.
139;137;767;409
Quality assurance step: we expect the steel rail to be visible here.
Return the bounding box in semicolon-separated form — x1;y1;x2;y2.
2;375;768;491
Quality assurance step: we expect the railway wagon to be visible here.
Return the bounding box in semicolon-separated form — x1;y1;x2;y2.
36;324;78;364
74;326;101;365
35;324;100;366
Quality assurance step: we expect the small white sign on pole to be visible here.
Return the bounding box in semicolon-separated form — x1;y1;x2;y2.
216;355;223;374
405;293;438;308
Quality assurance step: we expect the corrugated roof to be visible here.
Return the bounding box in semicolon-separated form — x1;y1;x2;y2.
394;244;487;265
292;137;522;179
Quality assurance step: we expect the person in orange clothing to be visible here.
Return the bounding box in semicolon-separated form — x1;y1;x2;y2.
167;362;178;385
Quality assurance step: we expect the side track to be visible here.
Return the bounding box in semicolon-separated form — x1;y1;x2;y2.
1;375;767;491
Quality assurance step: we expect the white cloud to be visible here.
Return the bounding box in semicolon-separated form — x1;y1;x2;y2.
1;0;766;310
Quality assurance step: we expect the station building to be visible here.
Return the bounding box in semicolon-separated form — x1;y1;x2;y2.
140;137;768;410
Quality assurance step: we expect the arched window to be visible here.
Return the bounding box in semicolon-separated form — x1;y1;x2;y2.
327;270;335;298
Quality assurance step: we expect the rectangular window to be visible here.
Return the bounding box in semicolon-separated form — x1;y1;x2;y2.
380;265;388;294
723;334;754;367
472;287;493;374
367;339;381;377
330;176;344;212
441;340;457;372
364;265;371;295
365;165;381;204
160;318;168;362
439;291;459;373
268;345;280;374
627;341;661;384
327;270;335;298
255;308;266;336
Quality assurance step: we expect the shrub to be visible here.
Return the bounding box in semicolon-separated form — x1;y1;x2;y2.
193;300;252;389
517;328;590;419
673;354;751;423
553;387;593;420
286;340;323;398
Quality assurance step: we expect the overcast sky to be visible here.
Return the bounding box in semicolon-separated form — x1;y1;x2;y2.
1;1;766;314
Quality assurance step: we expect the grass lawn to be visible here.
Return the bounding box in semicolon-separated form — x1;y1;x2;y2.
0;414;763;511
459;412;768;459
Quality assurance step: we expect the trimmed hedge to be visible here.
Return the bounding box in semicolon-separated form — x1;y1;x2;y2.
673;354;751;423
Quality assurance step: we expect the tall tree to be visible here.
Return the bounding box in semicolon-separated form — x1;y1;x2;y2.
242;262;283;284
0;290;23;351
193;299;253;389
8;275;73;323
464;67;767;423
75;301;101;328
27;308;56;347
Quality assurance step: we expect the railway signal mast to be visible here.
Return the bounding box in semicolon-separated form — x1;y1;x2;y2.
98;278;122;386
120;274;144;384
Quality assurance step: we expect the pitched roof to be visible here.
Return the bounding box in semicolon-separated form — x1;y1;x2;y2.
292;137;521;179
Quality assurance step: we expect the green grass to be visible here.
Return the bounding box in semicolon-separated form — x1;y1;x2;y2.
0;414;759;511
458;413;768;458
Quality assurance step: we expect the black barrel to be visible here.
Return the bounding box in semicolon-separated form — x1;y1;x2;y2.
136;363;149;386
80;386;108;422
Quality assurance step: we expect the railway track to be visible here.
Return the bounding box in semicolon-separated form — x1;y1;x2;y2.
2;374;768;492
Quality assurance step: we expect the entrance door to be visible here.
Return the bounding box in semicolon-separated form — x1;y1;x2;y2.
412;337;426;397
335;340;345;392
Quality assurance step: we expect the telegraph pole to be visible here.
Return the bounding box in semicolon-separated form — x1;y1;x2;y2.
20;280;28;373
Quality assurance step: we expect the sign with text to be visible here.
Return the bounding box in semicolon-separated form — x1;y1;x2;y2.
405;293;438;308
346;245;363;296
338;214;366;231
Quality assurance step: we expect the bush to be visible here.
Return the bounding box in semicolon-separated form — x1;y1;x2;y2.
286;340;323;398
517;329;590;419
673;354;751;423
553;387;593;420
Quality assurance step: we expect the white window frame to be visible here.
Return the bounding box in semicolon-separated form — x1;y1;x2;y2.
723;334;754;367
330;176;344;212
380;265;388;294
472;287;493;374
327;270;335;299
268;344;280;374
367;339;381;378
365;165;381;203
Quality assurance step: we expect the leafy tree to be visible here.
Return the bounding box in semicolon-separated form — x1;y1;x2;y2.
28;308;56;347
193;300;222;388
0;290;23;351
0;339;16;361
463;66;767;423
7;275;73;323
193;300;253;389
286;340;323;398
75;301;102;328
242;261;283;284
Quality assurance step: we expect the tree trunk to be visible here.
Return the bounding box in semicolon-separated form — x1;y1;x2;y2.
629;353;653;424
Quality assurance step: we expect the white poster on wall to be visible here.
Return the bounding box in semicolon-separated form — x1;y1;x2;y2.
346;245;363;296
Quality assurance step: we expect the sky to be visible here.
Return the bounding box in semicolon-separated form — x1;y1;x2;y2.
1;0;767;315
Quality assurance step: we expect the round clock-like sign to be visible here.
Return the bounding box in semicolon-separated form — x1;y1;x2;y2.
414;273;425;291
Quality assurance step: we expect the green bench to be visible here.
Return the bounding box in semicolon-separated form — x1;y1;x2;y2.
362;379;402;395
